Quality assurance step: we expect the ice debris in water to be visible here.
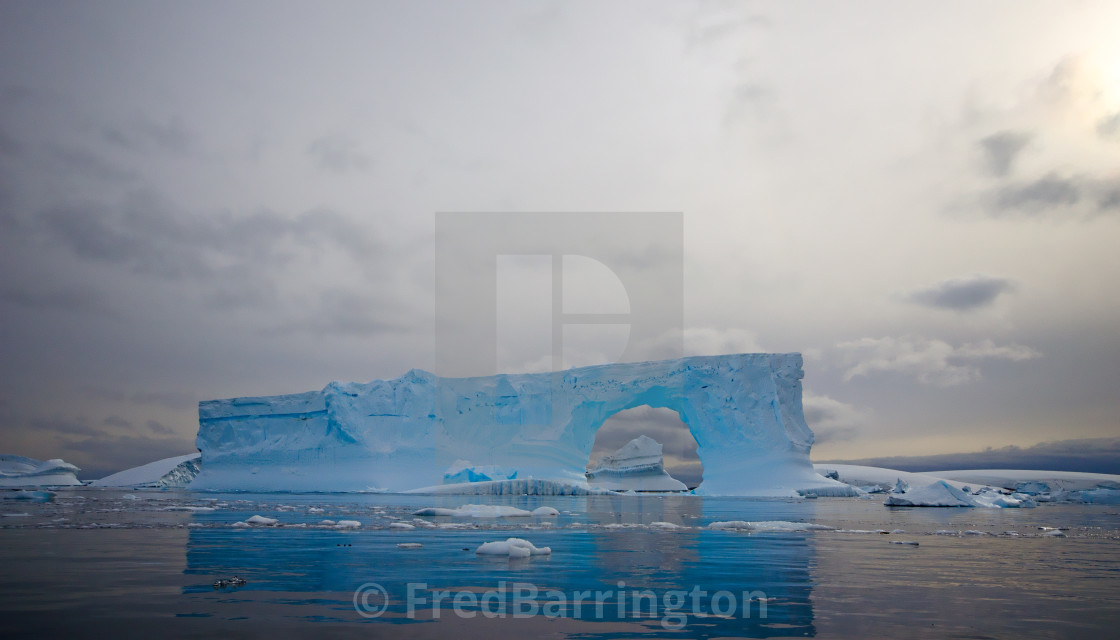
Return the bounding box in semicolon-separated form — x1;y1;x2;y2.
413;504;536;518
708;520;835;532
475;537;551;558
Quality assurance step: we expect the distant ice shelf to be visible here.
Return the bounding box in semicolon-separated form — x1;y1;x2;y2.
190;353;857;497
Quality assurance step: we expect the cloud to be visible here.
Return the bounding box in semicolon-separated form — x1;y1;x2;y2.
26;195;377;280
978;130;1031;177
836;335;1040;386
307;134;371;173
1099;112;1120;140
802;392;868;445
986;173;1120;217
102;115;192;155
901;274;1015;311
818;436;1120;475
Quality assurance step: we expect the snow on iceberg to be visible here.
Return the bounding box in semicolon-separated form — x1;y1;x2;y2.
0;455;81;487
585;435;687;492
91;453;200;488
191;353;855;497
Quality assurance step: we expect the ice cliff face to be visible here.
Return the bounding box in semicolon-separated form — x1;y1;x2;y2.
192;353;853;496
586;435;687;492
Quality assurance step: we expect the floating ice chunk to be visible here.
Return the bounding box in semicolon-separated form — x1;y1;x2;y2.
884;481;977;507
650;521;684;529
531;507;560;516
892;478;910;494
335;520;361;529
319;519;336;526
231;521;250;528
708;520;835;532
389;522;415;530
1;489;55;502
475;537;551;557
1042;529;1066;537
397;543;422;549
307;507;324;513
890;541;919;546
245;515;278;525
413;504;533;518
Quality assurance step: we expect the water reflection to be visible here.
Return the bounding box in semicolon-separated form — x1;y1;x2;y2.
183;494;818;637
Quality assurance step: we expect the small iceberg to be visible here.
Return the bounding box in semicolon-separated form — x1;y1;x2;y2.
884;481;976;507
475;537;551;558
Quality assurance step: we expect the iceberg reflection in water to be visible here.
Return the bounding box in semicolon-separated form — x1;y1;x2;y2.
182;494;817;637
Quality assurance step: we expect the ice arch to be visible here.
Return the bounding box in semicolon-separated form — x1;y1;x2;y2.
192;353;854;496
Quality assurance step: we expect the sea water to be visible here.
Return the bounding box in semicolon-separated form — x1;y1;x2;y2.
2;490;1118;638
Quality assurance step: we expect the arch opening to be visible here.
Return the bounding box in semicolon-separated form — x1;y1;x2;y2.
586;405;702;491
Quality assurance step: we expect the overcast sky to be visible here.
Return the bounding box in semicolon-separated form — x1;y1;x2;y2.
2;1;1118;479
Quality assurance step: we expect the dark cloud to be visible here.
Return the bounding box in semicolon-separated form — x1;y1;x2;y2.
1099;112;1120;140
819;437;1120;475
0;286;101;312
902;275;1014;311
987;173;1120;217
29;417;104;438
102;415;132;429
25;196;377;280
46;144;138;184
994;172;1080;211
103;115;192;155
145;419;177;435
307;134;371;173
978;130;1031;177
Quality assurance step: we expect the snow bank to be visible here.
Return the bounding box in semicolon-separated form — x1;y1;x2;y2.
586;435;687;492
0;455;81;487
475;537;551;557
92;453;200;488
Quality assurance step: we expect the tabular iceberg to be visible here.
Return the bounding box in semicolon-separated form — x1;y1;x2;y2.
585;435;688;492
191;353;855;496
